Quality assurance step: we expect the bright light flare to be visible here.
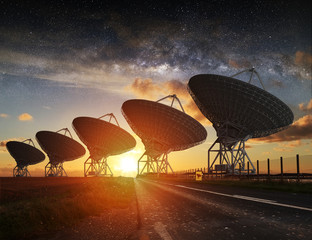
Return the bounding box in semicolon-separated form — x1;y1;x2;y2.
119;156;137;173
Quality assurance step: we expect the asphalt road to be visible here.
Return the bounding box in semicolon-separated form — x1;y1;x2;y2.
135;179;312;240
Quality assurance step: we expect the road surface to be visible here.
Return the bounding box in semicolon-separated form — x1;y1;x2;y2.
135;179;312;240
42;178;312;240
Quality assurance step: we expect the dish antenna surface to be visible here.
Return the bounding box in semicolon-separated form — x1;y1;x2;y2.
188;68;294;174
6;139;45;177
36;128;86;177
72;113;136;177
122;95;207;175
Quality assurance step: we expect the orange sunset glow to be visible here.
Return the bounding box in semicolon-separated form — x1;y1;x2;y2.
1;1;311;240
0;0;311;177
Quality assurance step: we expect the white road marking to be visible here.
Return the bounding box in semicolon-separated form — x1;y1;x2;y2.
154;222;173;240
174;184;312;212
233;195;277;203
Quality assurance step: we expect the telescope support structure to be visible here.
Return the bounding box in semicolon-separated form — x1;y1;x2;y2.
13;166;30;177
208;138;256;174
137;152;174;176
84;157;113;177
231;67;266;90
45;162;67;177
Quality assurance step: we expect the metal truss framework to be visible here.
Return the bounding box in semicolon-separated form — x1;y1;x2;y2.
136;95;184;176
84;113;118;177
13;166;30;177
230;67;265;90
45;162;67;177
137;152;174;176
208;137;256;174
207;69;264;175
84;157;113;177
44;128;72;177
156;94;185;113
12;139;37;177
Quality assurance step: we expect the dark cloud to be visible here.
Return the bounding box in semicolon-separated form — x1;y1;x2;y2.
126;78;161;98
228;59;252;69
251;115;312;143
295;51;312;68
267;78;285;89
293;51;312;81
299;99;312;113
125;78;210;125
272;140;311;152
0;138;25;152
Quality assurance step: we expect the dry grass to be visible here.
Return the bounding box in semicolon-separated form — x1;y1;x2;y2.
0;177;135;240
200;179;312;193
141;175;312;193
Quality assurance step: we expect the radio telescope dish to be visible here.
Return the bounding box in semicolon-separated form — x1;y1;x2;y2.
36;128;86;177
72;113;136;177
188;68;294;174
122;95;207;175
6;139;45;177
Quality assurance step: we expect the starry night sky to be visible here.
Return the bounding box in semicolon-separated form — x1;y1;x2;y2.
0;0;311;176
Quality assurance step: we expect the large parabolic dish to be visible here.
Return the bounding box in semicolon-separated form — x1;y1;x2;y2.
188;74;294;142
36;129;85;177
72;116;136;160
187;70;294;174
6;139;45;177
122;95;207;175
6;140;45;167
72;113;136;177
122;98;207;156
36;130;86;164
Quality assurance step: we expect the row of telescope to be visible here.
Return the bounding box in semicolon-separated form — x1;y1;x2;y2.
6;95;207;177
5;70;294;177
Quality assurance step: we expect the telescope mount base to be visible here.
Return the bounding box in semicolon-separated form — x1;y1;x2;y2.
13;166;30;177
84;157;113;177
137;152;173;176
45;162;67;177
208;138;256;174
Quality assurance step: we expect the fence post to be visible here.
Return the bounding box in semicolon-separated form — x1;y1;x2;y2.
247;162;250;179
239;163;241;179
267;158;270;180
220;165;223;179
208;149;210;177
297;154;300;181
280;156;283;181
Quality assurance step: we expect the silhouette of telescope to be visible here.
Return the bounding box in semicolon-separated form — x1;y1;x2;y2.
6;139;45;177
72;113;136;177
188;68;294;174
36;128;85;177
122;95;207;175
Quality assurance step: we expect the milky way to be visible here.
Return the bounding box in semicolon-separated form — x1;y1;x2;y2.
1;0;311;118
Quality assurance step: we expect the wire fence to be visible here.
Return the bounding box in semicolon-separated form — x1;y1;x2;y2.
170;154;312;181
